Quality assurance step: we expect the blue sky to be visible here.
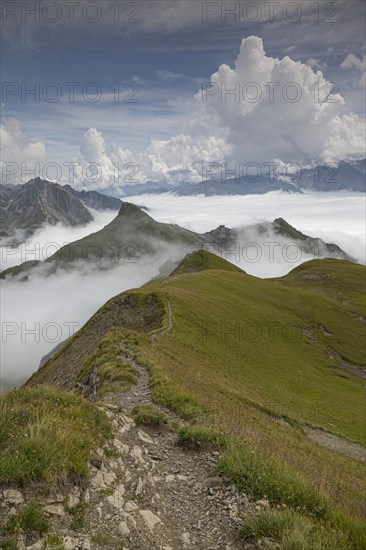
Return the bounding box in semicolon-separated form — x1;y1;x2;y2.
1;0;365;187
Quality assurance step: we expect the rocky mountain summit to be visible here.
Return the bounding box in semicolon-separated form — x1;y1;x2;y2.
0;178;121;240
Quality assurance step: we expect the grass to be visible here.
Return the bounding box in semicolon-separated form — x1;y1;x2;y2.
66;501;89;531
26;291;165;392
216;441;328;517
131;256;365;544
239;508;350;549
132;404;168;426
26;252;366;546
0;537;17;550
5;501;50;535
178;425;226;450
134;354;204;420
77;329;138;397
172;249;243;275
45;534;65;549
0;386;111;486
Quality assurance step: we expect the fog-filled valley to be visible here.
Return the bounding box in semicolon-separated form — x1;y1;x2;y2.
1;190;365;388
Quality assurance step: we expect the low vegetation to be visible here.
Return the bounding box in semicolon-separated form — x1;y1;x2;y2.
178;425;226;450
24;252;366;547
172;249;243;275
134;353;204;420
44;534;66;549
26;292;164;392
0;386;111;486
4;501;50;536
77;329;138;397
239;508;350;549
132;255;366;546
132;404;169;427
217;441;328;517
66;501;89;531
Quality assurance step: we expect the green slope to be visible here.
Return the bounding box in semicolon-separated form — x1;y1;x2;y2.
27;252;366;534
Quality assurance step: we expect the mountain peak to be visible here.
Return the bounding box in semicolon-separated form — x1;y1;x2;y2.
117;202;142;216
172;249;244;276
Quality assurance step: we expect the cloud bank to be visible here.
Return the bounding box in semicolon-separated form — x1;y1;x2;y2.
2;37;365;188
127;190;366;265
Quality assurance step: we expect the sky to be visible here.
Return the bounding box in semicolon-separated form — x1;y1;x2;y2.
1;0;365;188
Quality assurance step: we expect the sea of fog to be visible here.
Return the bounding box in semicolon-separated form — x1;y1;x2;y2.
1;191;365;388
127;191;366;265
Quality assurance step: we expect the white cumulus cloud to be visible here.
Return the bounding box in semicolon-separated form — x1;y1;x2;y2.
340;53;366;86
1;118;46;183
74;37;365;188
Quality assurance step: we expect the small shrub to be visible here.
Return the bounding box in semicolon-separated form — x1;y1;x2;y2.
103;446;122;459
67;501;89;531
0;537;18;550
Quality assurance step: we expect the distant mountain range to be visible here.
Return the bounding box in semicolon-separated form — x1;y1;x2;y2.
1;158;363;244
0;178;122;240
0;200;351;280
121;159;366;196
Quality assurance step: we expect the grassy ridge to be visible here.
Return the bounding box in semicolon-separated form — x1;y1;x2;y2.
145;262;365;444
126;255;365;535
26;252;366;545
26;291;165;391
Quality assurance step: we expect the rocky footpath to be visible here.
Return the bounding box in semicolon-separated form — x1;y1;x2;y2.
0;347;264;549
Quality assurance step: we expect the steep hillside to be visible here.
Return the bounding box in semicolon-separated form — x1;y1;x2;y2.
0;202;202;279
27;252;366;543
63;185;122;210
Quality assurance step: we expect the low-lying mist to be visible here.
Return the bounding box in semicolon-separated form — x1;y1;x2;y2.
127;191;366;266
0;208;117;271
1;191;364;388
0;241;192;389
